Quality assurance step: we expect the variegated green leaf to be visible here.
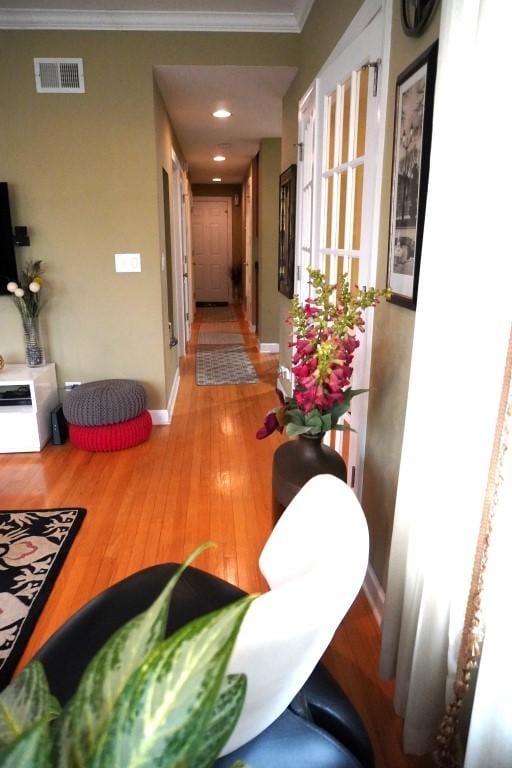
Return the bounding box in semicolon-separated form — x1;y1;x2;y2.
0;661;60;747
57;542;215;768
193;673;247;768
89;596;254;768
0;719;52;768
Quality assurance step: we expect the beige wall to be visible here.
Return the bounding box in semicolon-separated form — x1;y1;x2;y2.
362;3;440;587
257;139;281;345
0;29;298;408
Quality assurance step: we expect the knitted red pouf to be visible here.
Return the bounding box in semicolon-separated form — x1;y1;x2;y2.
69;410;152;452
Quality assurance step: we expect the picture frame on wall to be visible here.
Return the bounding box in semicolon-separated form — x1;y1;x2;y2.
387;41;438;310
278;164;297;299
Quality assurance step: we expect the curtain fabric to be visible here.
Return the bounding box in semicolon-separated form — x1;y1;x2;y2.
379;0;512;760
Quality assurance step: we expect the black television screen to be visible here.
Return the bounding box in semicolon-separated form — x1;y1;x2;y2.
0;182;19;295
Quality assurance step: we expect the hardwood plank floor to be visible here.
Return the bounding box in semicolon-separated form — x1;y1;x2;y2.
0;309;432;768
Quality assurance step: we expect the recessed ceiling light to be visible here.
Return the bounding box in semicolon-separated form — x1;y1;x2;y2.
212;177;222;182
213;109;231;119
213;155;226;162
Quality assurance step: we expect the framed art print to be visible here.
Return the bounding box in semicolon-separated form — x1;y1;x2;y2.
387;42;438;309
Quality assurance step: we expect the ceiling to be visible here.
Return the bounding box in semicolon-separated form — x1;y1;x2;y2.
155;65;297;184
0;0;315;32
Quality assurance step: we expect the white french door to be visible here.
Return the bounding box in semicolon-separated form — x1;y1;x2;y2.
296;8;384;497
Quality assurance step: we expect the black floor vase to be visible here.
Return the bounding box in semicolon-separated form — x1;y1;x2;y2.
272;433;347;523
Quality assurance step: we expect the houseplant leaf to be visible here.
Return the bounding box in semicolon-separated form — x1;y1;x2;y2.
192;673;247;768
89;595;254;768
285;423;310;437
57;541;214;768
0;719;52;768
0;661;60;747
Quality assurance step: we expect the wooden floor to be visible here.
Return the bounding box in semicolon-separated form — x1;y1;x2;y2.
1;309;432;768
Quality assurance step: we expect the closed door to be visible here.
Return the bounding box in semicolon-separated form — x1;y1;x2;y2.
191;200;230;303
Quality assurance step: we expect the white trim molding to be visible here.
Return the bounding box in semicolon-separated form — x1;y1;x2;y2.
363;563;385;627
149;369;180;426
258;342;280;353
0;9;302;32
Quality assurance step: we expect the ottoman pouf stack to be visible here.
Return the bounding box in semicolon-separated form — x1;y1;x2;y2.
63;379;152;452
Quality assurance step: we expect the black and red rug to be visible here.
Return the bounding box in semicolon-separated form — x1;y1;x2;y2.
0;507;86;689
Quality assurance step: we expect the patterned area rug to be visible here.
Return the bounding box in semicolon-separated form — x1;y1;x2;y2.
195;306;238;323
0;507;86;689
197;331;244;345
196;344;259;385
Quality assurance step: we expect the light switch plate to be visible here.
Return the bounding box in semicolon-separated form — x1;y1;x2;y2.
115;253;141;272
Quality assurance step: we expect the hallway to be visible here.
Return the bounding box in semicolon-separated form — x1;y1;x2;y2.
0;308;431;768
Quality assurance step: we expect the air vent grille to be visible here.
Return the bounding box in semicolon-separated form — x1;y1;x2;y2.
34;58;85;93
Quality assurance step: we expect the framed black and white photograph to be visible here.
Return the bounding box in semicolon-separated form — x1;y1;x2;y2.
387;42;438;309
278;164;297;299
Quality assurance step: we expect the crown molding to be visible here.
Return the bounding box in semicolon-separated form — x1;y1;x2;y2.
294;0;316;30
0;9;302;33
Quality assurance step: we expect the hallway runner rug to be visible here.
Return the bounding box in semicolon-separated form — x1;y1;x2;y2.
197;331;244;345
196;344;259;385
0;507;86;689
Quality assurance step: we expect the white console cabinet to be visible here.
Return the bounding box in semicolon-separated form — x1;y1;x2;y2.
0;364;58;453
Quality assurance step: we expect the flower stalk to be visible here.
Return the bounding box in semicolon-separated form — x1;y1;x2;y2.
256;267;390;439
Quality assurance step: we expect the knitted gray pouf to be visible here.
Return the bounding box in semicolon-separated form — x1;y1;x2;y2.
63;379;147;427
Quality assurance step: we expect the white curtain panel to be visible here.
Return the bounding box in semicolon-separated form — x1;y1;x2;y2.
379;0;511;759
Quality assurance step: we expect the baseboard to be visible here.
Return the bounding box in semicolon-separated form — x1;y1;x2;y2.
363;563;385;627
258;342;280;353
167;369;180;420
149;409;170;425
149;369;180;426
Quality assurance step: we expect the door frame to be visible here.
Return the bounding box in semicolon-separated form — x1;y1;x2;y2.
191;196;233;304
293;0;392;499
171;150;188;356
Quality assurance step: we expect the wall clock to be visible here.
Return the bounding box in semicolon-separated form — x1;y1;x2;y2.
401;0;440;37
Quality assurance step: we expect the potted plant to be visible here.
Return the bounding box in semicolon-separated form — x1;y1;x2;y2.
6;260;46;367
0;544;251;768
257;267;389;516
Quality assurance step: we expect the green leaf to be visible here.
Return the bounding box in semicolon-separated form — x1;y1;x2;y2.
0;662;60;747
192;674;247;768
304;412;322;429
89;595;255;768
285;423;310;437
346;388;369;399
320;413;332;431
0;719;52;768
332;423;356;432
57;541;215;768
286;408;305;426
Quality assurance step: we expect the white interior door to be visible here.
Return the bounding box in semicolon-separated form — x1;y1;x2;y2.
244;170;253;324
171;152;187;355
296;83;316;304
311;9;384;496
191;199;231;303
180;169;192;342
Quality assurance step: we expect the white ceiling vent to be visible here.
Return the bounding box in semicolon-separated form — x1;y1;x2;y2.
34;58;85;93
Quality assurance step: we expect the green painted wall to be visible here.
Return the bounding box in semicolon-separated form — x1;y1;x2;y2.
257;138;281;344
0;29;298;408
